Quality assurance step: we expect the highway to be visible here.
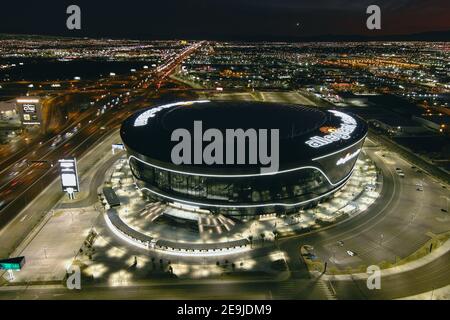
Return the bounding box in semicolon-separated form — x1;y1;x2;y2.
0;42;204;228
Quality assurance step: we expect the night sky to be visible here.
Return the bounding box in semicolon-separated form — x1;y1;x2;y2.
0;0;449;40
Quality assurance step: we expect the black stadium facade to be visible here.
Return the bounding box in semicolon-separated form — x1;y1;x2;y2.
120;100;368;216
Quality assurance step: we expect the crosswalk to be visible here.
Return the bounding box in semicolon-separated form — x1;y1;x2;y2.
317;279;338;300
271;278;338;299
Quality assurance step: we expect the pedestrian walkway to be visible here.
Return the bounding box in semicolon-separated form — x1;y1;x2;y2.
398;285;450;300
4;207;99;283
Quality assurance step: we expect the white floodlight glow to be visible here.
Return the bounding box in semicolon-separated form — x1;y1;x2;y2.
133;100;210;127
336;149;361;165
17;99;39;103
61;173;77;187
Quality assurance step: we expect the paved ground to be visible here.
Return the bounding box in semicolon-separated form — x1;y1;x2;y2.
210;91;318;107
9;207;97;283
400;285;450;300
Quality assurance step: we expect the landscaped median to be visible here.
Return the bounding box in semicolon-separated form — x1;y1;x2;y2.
300;245;326;274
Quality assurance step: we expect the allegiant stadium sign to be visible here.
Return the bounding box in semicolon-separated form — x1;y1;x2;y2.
305;110;357;148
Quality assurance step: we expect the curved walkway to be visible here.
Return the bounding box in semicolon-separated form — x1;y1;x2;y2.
104;208;251;256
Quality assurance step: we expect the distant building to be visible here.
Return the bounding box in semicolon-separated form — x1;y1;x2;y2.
369;117;430;135
338;92;370;107
0;99;17;119
16;97;42;126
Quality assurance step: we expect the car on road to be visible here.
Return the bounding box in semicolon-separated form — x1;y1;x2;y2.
9;171;19;177
14;159;28;168
64;132;73;139
51;135;62;147
337;240;344;247
346;250;356;257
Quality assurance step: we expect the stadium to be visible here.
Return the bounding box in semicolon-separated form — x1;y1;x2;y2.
120;100;368;216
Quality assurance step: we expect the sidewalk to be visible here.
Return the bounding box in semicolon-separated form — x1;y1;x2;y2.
398;285;450;300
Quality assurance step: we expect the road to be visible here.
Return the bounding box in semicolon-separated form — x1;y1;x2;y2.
0;41;204;229
0;277;328;299
331;250;450;299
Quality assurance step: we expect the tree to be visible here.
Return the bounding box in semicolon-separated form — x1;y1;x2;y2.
273;231;279;242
